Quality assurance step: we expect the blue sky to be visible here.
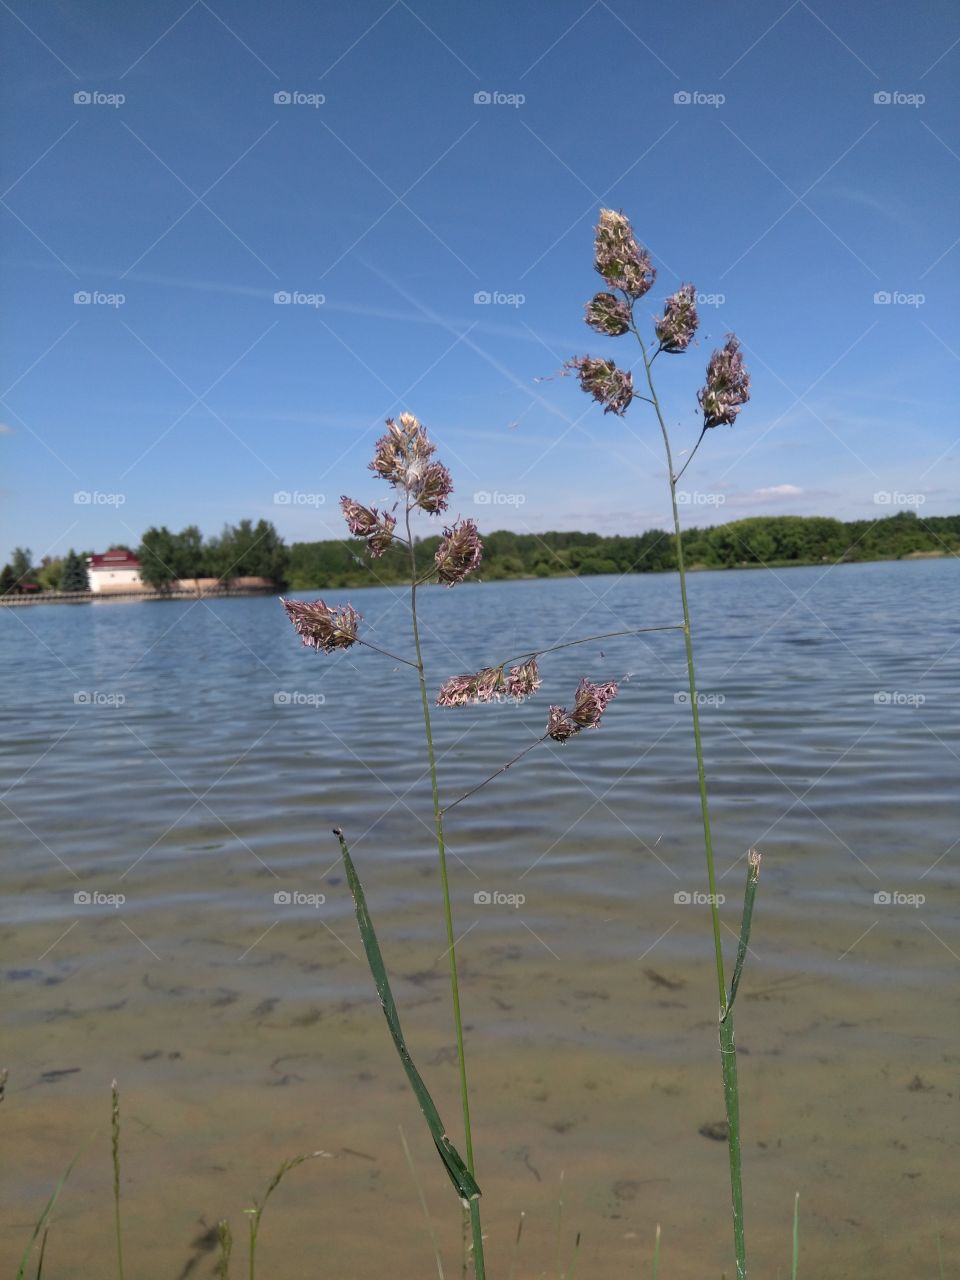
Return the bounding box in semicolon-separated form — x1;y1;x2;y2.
1;0;958;564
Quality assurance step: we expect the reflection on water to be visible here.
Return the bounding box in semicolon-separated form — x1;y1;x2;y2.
2;560;958;1277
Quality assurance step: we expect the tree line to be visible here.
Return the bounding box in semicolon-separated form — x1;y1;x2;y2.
3;511;957;596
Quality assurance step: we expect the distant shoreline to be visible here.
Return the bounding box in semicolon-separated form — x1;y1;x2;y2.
0;586;278;608
1;549;950;607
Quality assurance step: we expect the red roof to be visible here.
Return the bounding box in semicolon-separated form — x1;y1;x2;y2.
88;550;141;570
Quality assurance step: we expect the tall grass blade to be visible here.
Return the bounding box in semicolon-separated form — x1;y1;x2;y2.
652;1222;661;1280
16;1146;85;1280
791;1192;799;1280
334;827;481;1206
723;850;761;1020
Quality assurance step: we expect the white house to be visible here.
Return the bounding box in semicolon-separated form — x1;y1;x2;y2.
87;549;145;593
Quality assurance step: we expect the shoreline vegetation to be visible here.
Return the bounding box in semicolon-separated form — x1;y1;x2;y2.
1;511;954;606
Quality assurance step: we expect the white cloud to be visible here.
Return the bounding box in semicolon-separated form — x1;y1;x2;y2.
752;484;804;499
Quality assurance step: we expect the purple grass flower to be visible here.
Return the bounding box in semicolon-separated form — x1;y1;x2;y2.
594;208;656;299
370;412;452;514
436;666;506;707
698;334;750;429
547;677;619;741
585;292;632;337
546;704;578;743
281;597;360;653
655;284;699;354
569;677;619;728
567;356;634;416
340;496;397;559
436;519;483;586
506;658;541;702
415;460;453;515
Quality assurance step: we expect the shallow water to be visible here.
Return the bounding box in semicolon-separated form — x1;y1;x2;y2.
2;560;958;1277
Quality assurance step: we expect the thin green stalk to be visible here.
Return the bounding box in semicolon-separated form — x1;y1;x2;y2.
791;1192;799;1280
404;504;486;1280
635;328;746;1278
399;1124;445;1280
246;1152;321;1280
110;1080;124;1280
216;1220;233;1280
651;1222;661;1280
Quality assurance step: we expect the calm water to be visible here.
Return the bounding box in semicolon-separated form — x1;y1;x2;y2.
2;561;958;1278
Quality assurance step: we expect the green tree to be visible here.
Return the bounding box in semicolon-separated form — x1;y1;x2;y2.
60;549;90;592
137;527;180;591
9;546;33;586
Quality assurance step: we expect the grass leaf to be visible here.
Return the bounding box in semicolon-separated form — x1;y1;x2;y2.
335;828;481;1205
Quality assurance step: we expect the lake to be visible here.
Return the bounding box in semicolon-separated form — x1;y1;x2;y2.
2;559;958;1278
